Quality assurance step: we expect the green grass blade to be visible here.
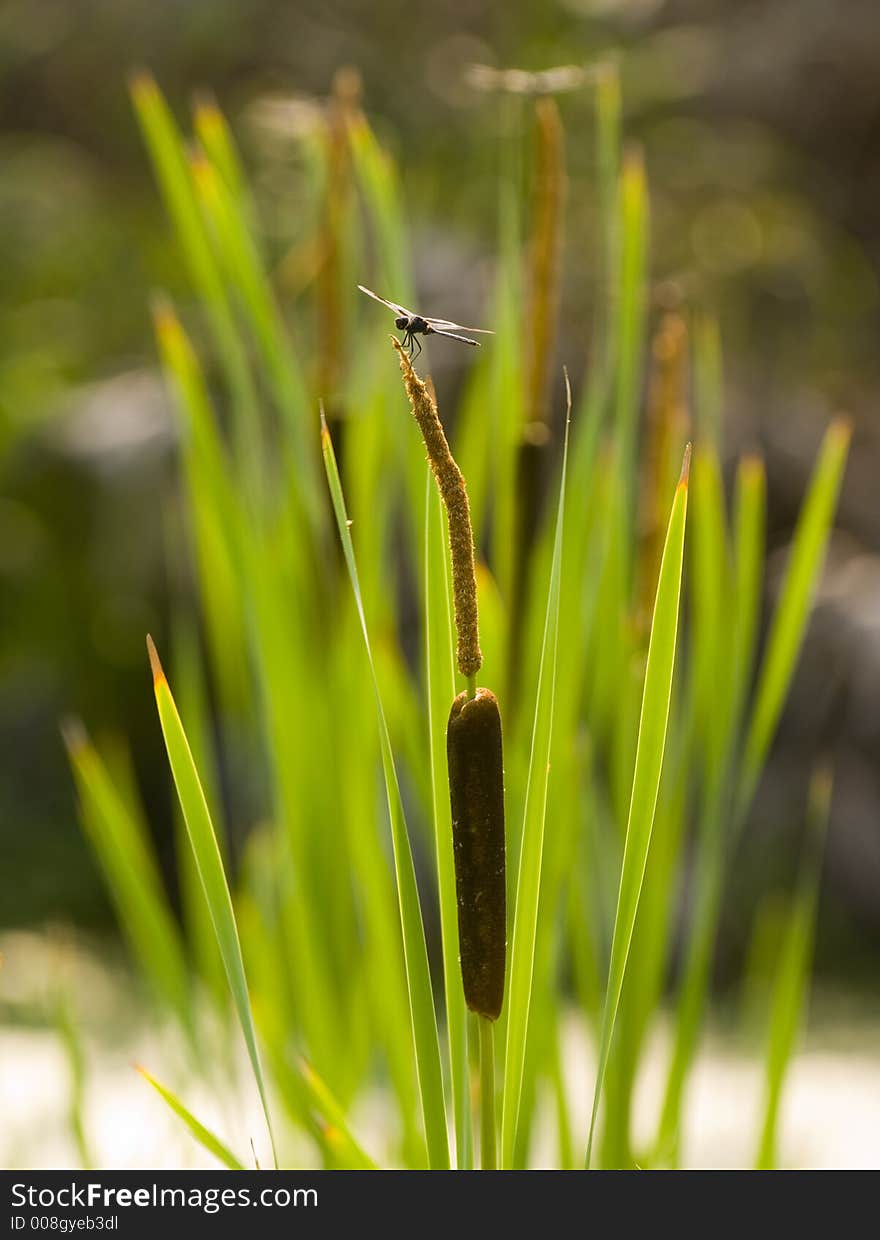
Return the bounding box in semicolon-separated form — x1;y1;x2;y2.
242;533;345;1086
297;1058;379;1171
190;151;308;418
599;744;688;1168
130;73;229;320
613;147;649;506
64;724;193;1040
54;986;93;1169
651;457;764;1164
731;454;767;734
193;93;248;205
689;443;733;795
347;111;412;302
501;383;571;1169
189;152;323;526
168;616;229;1012
235;828;357;1162
152;297;237;535
321;414;450;1169
130;74;261;479
655;424;846;1163
653;825;722;1166
424;469;471;1168
136;1066;245;1170
738;419;851;815
755;766;831;1169
585;446;691;1168
588;453;631;754
329;627;424;1164
153;299;250;714
564;65;621;580
146;636;277;1167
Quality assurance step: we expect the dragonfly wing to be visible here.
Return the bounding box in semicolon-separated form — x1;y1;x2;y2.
425;316;494;335
428;328;480;347
357;285;412;317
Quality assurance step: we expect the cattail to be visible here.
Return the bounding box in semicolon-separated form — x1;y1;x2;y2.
509;97;567;708
447;688;506;1020
524;96;566;434
393;339;506;1024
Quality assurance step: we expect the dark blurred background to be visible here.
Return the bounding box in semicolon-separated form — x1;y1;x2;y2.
1;0;879;984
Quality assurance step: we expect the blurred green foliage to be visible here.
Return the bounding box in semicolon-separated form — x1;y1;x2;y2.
1;0;878;998
0;0;875;1172
46;46;849;1169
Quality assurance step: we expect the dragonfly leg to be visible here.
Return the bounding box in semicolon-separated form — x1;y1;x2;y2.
412;334;422;359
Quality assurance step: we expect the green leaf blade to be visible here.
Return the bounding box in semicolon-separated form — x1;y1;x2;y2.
321;416;450;1169
501;389;572;1169
65;726;193;1040
424;470;471;1168
147;636;277;1167
755;766;831;1169
739;419;851;814
137;1067;245;1170
585;446;691;1167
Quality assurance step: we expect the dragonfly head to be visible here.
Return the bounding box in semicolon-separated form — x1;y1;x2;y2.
394;315;409;331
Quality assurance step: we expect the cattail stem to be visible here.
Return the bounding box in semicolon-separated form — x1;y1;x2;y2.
479;1016;497;1170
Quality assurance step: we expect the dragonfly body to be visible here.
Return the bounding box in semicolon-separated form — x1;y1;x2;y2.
394;312;431;356
359;285;492;358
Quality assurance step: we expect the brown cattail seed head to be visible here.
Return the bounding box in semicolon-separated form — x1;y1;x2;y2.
394;339;482;678
447;688;506;1020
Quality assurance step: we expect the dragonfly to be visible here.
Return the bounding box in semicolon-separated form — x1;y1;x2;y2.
357;285;493;358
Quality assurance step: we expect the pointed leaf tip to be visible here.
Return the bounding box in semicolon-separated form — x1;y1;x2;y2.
150;292;178;336
128;69;156;98
830;414;854;445
189;147;215;193
678;442;692;488
622;142;645;180
60;715;88;756
562;365;572;422
192;88;221;120
146;634;165;685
